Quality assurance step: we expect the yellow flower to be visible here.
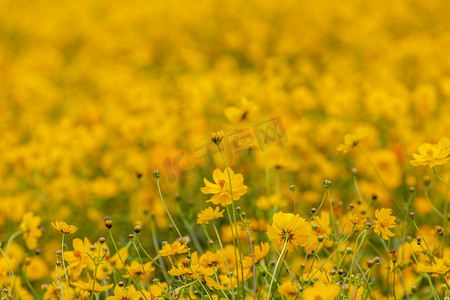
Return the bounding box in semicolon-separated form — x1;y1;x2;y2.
373;208;396;240
159;241;189;257
337;127;368;153
197;206;224;225
201;168;248;206
410;139;450;167
122;261;154;281
20;212;42;249
199;251;226;268
51;220;78;234
266;211;312;252
348;211;367;229
416;259;449;277
64;237;94;278
106;284;141;300
242;242;270;269
302;281;340;300
224;98;258;123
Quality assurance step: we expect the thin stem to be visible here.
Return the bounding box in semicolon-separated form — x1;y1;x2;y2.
267;241;287;300
0;246;19;300
245;229;257;300
108;230;148;300
156;178;190;254
218;145;246;297
5;230;23;255
133;241;154;300
213;222;235;300
61;234;71;300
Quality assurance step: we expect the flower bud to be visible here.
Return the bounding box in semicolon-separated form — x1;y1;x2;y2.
366;260;374;268
105;220;113;229
152;170;161;178
289;185;295;191
118;281;124;287
134;225;142;233
323;180;332;188
99;237;106;244
409;212;415;220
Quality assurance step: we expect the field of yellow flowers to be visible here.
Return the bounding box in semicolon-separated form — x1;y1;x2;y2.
1;0;450;299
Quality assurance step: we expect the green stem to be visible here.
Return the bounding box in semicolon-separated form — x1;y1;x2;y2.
156;178;190;254
0;246;19;300
108;230;148;300
61;234;70;300
267;241;287;300
213;222;235;300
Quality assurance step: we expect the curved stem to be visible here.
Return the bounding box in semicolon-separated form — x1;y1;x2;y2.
0;246;19;300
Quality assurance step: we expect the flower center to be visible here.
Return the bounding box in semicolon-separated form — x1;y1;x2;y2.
74;250;81;257
280;228;294;243
218;179;226;188
427;149;434;156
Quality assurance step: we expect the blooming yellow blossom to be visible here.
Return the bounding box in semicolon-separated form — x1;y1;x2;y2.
159;241;189;256
373;208;396;240
201;168;248;206
266;211;312;252
20;212;42;249
337;127;368;153
51;220;78;234
416;259;449;276
410;139;450;167
197;206;224;224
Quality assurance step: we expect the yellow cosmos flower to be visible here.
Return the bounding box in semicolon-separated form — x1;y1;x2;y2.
199;251;226;268
20;212;42;249
266;211;312;252
159;241;189;257
416;259;449;277
242;242;270;269
106;284;141;300
410;138;450;167
337;127;368;153
197;206;224;225
201;168;248;206
51;220;78;234
302;281;340;300
373;208;396;240
348;211;367;229
122;261;154;280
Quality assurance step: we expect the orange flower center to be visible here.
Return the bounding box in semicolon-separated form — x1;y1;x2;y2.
74;250;81;257
218;179;226;188
427;149;434;156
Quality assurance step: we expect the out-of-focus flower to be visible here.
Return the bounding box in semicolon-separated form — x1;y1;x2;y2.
301;281;340;299
410;138;450;167
348;211;367;229
197;206;224;224
337;127;368;153
201;168;248;206
224;98;258;123
266;211;311;252
20;212;42;249
51;220;78;234
416;259;449;277
373;208;396;240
